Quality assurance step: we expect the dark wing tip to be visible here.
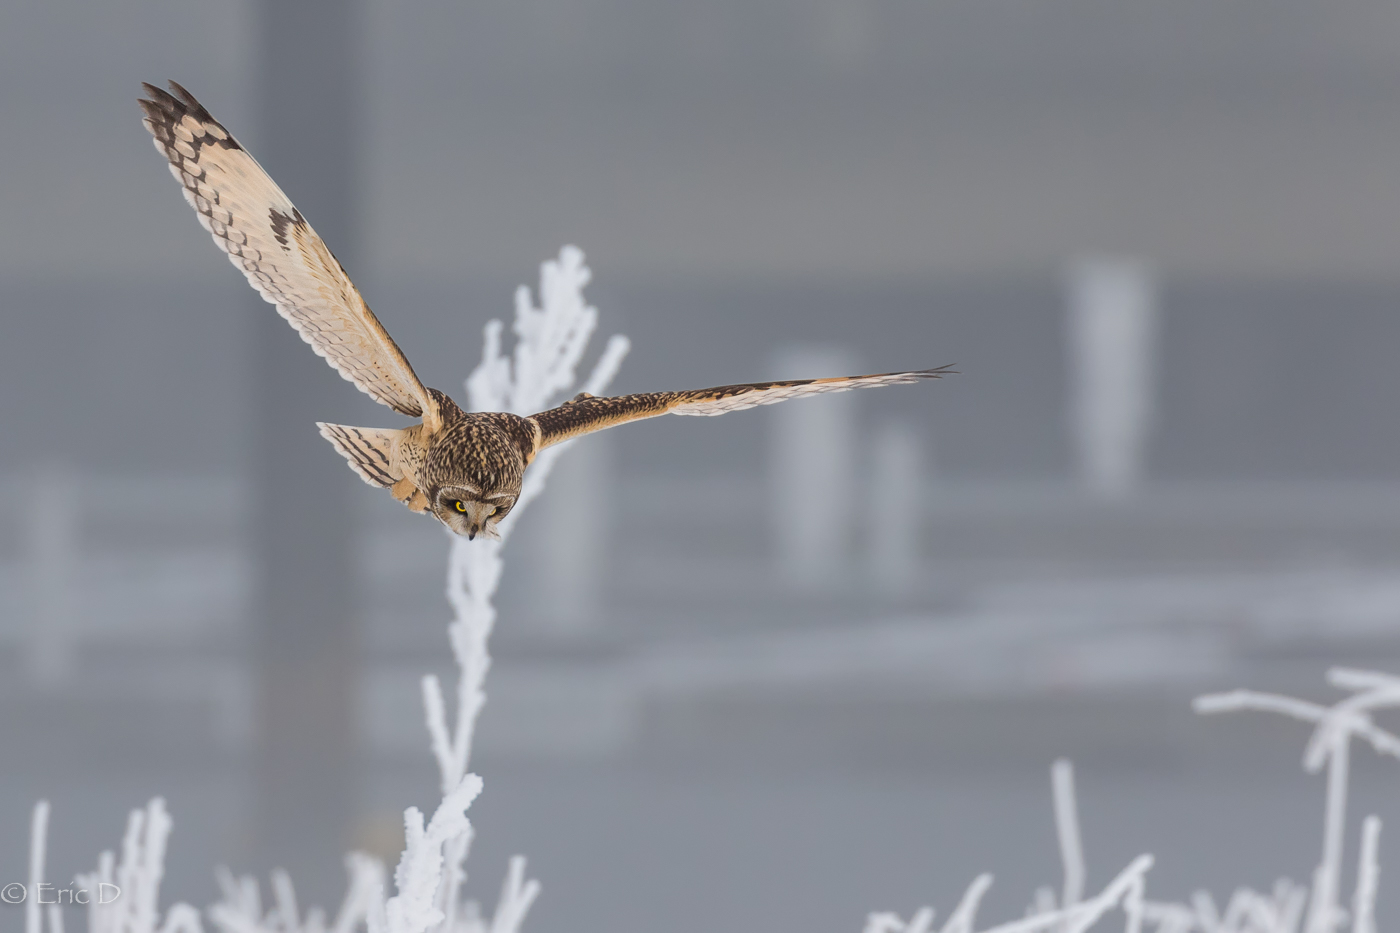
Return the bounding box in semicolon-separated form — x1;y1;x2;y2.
138;80;242;152
847;365;955;382
139;81;179;113
853;365;956;382
138;81;213;122
166;80;215;122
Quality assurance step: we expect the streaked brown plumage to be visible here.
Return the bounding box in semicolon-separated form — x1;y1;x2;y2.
140;81;951;538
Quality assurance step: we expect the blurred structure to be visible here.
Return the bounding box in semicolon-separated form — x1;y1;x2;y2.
866;422;923;597
536;433;613;633
769;347;858;591
1067;258;1159;499
249;0;362;901
27;463;77;688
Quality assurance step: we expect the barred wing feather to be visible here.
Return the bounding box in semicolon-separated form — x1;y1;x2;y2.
529;366;952;450
139;81;441;432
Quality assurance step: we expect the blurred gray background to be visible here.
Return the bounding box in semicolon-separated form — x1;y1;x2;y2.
6;0;1400;930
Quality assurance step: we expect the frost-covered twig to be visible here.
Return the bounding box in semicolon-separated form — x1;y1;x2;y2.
72;798;202;933
865;760;1152;933
864;908;935;933
871;859;1153;933
942;875;994;933
426;245;628;791
414;246;624;933
863;661;1400;933
29;800;51;933
1351;817;1380;933
380;777;485;933
1195;668;1400;933
1052;760;1085;914
331;855;388;933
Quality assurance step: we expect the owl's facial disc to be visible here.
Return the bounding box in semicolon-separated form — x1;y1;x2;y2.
434;487;515;540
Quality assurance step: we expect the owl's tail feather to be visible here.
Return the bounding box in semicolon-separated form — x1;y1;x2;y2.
316;423;403;488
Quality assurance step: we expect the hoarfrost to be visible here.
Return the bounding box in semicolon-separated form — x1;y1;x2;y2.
20;246;623;933
866;669;1396;933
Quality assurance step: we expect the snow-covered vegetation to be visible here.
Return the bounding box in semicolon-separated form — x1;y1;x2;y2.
13;248;1392;933
19;247;625;933
865;669;1394;933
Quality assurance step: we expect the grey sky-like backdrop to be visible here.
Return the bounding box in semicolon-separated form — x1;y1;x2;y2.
6;0;1400;480
8;3;1400;928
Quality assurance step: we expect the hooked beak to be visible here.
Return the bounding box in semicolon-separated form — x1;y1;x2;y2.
467;525;479;540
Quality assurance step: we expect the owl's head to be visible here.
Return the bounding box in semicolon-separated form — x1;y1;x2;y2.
432;485;516;540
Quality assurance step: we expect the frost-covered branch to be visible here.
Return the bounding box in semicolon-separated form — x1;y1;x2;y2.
1351;817;1380;933
865;761;1151;933
380;776;484;933
29;800;53;933
68;798;203;933
1053;759;1086;913
942;874;993;933
425;246;628;793
1194;668;1399;933
416;245;624;933
868;668;1400;933
867;858;1152;933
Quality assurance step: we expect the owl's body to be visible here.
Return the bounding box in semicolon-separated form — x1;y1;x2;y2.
320;393;539;536
140;81;950;538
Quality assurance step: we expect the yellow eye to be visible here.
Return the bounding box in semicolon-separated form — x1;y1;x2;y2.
488;507;499;517
455;501;467;513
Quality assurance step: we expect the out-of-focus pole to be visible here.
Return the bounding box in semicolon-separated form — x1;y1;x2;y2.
250;0;362;902
29;463;77;688
867;422;923;595
538;434;612;633
770;347;857;590
1067;257;1159;499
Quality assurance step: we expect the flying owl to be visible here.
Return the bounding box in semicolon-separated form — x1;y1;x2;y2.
139;81;950;539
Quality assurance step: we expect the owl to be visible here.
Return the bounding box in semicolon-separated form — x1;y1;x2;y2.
139;81;950;539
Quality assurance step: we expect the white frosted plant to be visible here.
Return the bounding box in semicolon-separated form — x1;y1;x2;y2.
862;760;1154;933
18;246;627;933
865;668;1396;933
20;797;203;933
419;244;626;933
1188;668;1395;933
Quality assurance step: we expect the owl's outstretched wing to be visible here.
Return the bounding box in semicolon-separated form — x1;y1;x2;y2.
139;81;442;432
528;366;952;451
